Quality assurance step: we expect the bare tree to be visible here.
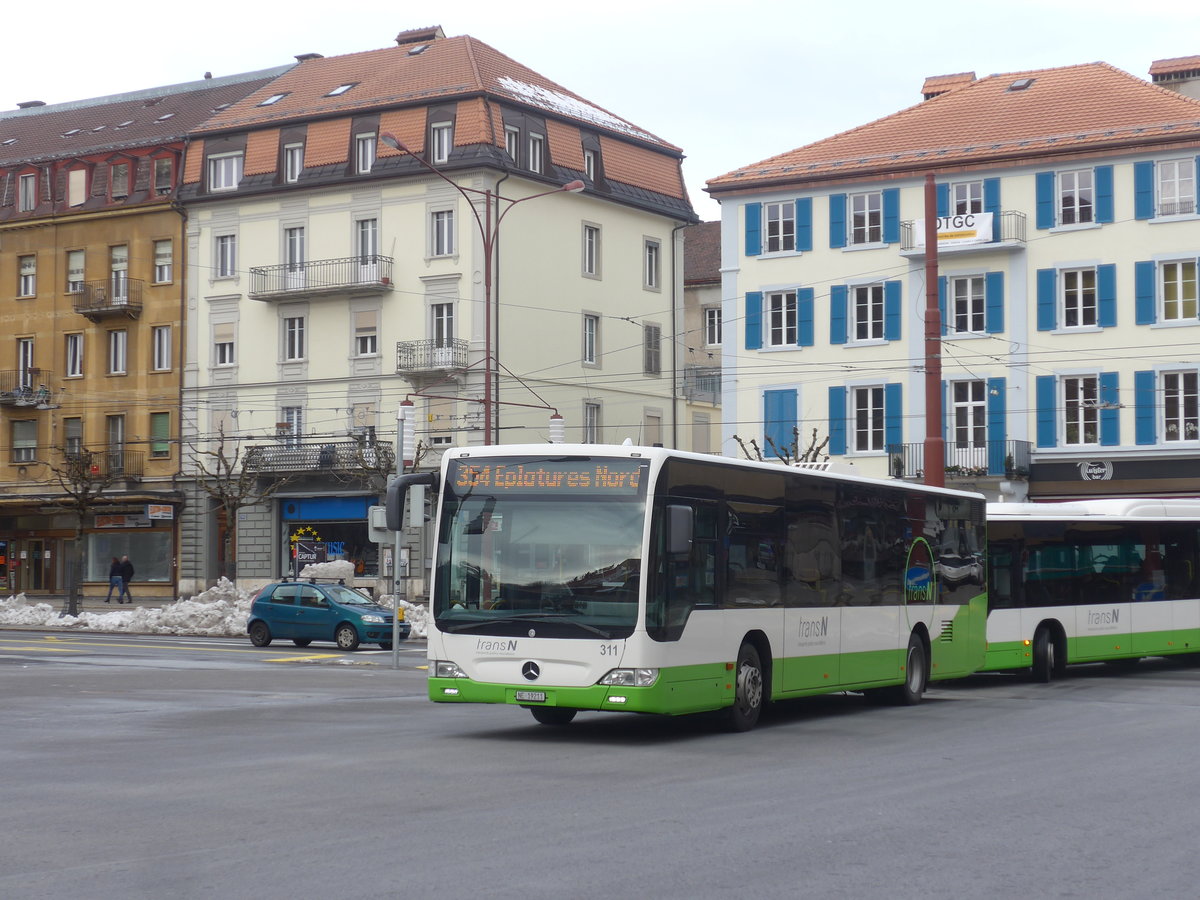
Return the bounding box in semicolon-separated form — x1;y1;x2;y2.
734;427;830;465
190;425;292;581
42;448;125;617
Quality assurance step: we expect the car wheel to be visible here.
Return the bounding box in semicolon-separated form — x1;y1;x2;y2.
335;624;360;651
530;706;577;726
378;642;393;651
249;621;272;647
292;638;311;647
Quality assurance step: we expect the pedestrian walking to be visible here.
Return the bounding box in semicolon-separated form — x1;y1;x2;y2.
104;557;122;603
119;555;135;604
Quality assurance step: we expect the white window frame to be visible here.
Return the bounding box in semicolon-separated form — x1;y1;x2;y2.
583;401;601;444
949;275;985;334
766;290;797;347
151;325;171;372
431;122;453;164
355;132;376;174
431;303;454;348
1157;159;1196;217
64;417;83;456
1061;268;1097;328
281;406;303;449
108;330;128;375
951;380;987;448
582;224;601;278
1163;370;1200;442
65;333;83;378
1160;259;1198;322
356;218;379;267
208;152;243;192
851;284;885;342
584;148;596;181
110;245;129;303
283;143;304;183
644;239;661;290
430;209;455;257
215;234;237;278
12;420;37;463
704;307;722;347
765;201;796;253
68;169;87;206
951;181;983;215
505;126;520;161
1062;375;1100;446
17;338;34;387
19;172;37;211
153;239;173;284
528;133;545;173
154;157;172;194
1058;168;1094;226
18;255;36;297
354;310;378;357
213;323;236;367
582;313;600;366
283;316;306;361
852;386;886;452
849;191;882;245
66;250;85;292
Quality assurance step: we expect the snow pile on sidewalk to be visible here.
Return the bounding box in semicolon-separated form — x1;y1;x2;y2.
0;578;253;636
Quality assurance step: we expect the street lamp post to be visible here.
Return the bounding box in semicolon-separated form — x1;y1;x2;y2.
379;132;584;445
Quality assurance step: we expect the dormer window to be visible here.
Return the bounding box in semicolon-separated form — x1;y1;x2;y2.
528;133;545;173
258;93;289;107
325;83;358;97
110;163;129;198
584;148;596;181
431;122;453;164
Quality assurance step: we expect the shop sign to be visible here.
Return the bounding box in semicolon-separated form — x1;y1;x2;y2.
912;212;994;247
146;504;174;520
95;514;152;528
1078;461;1114;481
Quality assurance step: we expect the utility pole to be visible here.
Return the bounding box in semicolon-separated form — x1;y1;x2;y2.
923;173;945;488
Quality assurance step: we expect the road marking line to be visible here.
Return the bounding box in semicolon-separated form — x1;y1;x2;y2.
265;654;342;662
1;646;84;653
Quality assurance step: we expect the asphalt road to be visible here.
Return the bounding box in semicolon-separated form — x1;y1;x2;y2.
3;632;1200;899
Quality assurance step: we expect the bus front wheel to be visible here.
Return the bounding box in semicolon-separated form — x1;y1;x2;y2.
529;706;577;726
724;642;764;732
1032;627;1056;683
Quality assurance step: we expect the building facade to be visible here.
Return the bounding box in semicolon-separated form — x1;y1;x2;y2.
709;57;1200;502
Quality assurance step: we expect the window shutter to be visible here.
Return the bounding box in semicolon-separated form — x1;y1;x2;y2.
935;183;949;218
764;389;798;458
882;189;900;244
1134;370;1156;445
884;280;901;341
1135;260;1156;325
1133;162;1155;220
744;202;762;257
1097;264;1116;327
828;387;847;455
1036;268;1057;331
884;383;902;450
1035;375;1057;448
830;285;848;344
797;288;814;347
1094;165;1114;223
829;194;847;248
938;276;948;336
1035;171;1055;229
1099;371;1119;446
795;198;812;252
985;271;1004;334
744;291;762;350
987;377;1007;475
983;178;1001;241
942;380;948;441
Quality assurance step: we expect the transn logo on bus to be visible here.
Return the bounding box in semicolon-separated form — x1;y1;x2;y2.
1088;609;1120;626
905;539;935;606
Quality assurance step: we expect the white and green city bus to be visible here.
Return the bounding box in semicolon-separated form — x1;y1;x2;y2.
389;445;988;730
985;498;1200;681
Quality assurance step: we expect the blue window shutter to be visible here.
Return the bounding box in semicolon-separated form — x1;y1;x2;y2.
985;271;1005;334
936;183;949;218
828;387;847;455
1134;370;1156;446
1036;375;1057;448
983;178;1001;241
885;383;903;450
1099;371;1119;446
987;377;1007;475
941;380;949;441
1095;165;1114;224
938;276;948;337
829;194;847;248
830;285;848;344
764;389;798;458
884;280;901;341
1135;260;1156;325
1097;264;1116;328
1134;162;1155;220
1036;268;1057;331
797;288;814;347
1035;171;1056;229
744;203;762;257
796;198;813;252
883;188;900;244
745;291;762;350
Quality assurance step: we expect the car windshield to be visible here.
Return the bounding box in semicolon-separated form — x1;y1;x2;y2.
322;585;383;607
434;457;648;639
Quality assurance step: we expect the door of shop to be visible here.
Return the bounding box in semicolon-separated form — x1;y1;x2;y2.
12;539;56;593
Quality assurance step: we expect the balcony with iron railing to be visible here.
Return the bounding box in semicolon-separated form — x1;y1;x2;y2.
71;278;144;321
900;211;1027;254
0;370;58;409
396;338;469;374
242;439;395;475
682;366;722;405
886;439;1032;481
59;446;145;480
248;255;395;300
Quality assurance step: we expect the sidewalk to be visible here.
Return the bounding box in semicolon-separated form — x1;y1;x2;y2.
19;594;179;614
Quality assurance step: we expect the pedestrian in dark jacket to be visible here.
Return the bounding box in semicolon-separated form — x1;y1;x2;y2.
119;555;135;604
105;557;122;603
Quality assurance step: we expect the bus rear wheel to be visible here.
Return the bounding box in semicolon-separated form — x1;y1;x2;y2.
885;633;926;706
724;642;764;731
529;706;577;726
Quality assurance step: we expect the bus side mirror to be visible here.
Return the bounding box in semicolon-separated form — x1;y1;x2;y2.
666;504;693;557
385;472;438;531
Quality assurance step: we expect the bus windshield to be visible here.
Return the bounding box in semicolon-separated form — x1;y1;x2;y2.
433;457;649;639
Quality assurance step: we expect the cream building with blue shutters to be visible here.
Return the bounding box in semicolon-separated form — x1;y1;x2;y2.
709;57;1200;501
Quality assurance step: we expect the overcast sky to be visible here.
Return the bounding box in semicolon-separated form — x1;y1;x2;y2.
6;0;1200;221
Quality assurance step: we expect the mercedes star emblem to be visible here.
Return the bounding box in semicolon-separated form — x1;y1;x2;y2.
522;661;541;681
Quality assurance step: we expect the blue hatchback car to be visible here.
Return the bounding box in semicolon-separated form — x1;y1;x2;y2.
247;579;410;651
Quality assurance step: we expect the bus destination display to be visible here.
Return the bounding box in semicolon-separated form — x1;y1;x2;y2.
450;458;648;495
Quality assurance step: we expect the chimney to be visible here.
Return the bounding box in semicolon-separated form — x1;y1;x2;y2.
920;72;976;101
294;53;323;62
1150;56;1200;101
395;25;445;46
16;100;46;109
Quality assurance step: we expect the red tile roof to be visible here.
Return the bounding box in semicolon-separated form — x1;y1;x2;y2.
1150;55;1200;76
921;72;976;98
708;62;1200;194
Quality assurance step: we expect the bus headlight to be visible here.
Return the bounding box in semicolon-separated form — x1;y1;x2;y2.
433;660;468;678
598;668;658;687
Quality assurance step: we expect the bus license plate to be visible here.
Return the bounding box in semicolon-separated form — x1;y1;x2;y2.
515;690;547;702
